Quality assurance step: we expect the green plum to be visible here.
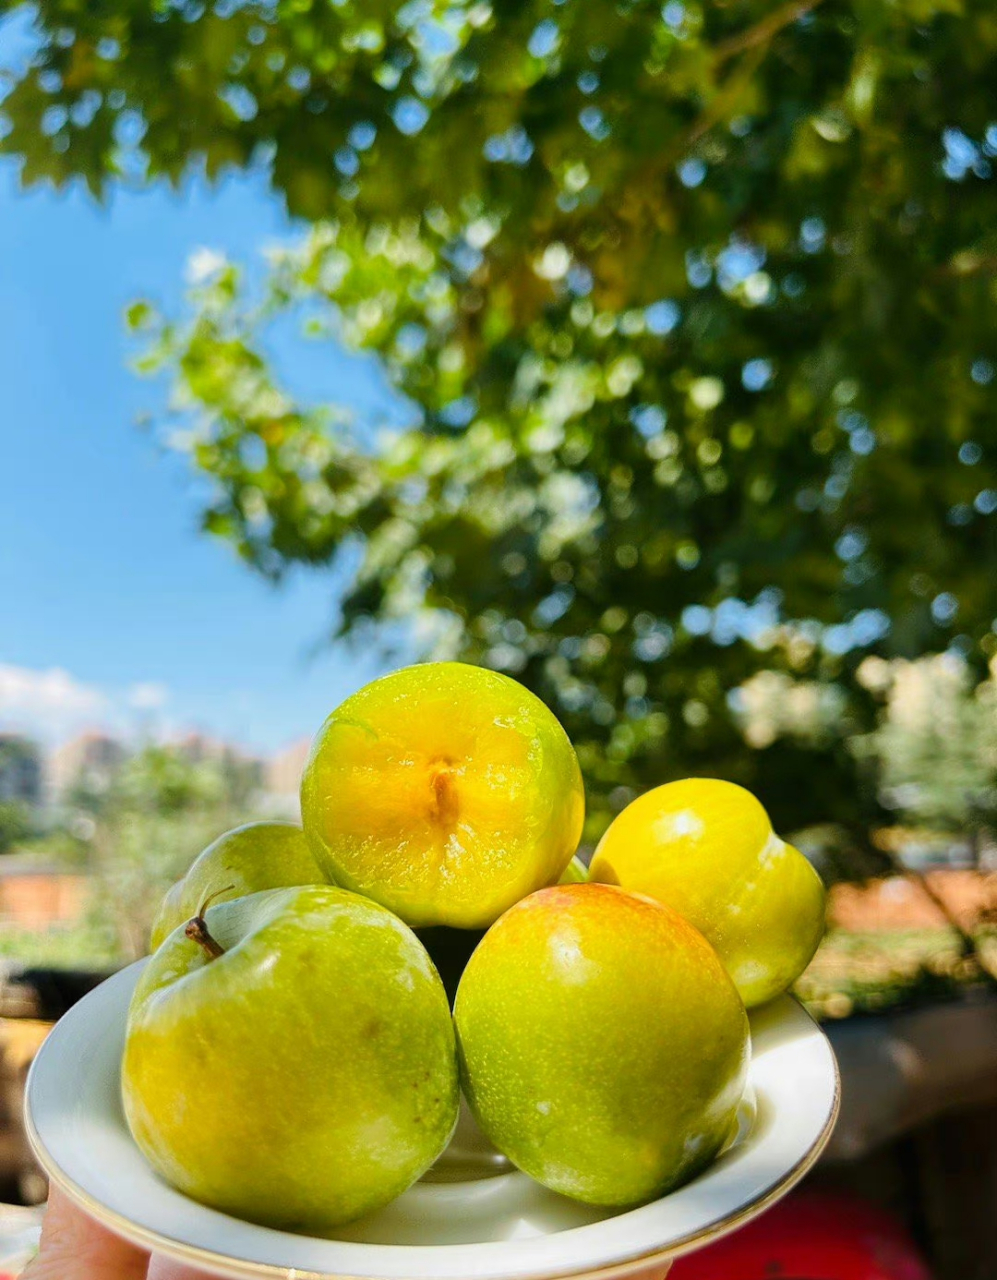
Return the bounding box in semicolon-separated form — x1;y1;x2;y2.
300;662;585;928
124;886;459;1231
454;883;749;1207
150;821;327;952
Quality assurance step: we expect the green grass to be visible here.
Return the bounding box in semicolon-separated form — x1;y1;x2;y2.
796;926;997;1020
0;921;125;970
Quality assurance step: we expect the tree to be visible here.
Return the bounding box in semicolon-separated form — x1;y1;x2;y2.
78;745;260;961
3;0;997;842
859;654;997;836
0;801;31;854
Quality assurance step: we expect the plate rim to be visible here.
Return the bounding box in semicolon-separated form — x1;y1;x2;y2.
25;964;840;1280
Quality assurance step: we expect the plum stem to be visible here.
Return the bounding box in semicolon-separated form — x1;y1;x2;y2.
184;884;236;962
185;916;225;959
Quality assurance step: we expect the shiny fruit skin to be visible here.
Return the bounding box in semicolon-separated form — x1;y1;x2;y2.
300;662;585;929
124;886;459;1231
454;883;749;1208
589;779;825;1008
418;857;588;1004
150;821;327;952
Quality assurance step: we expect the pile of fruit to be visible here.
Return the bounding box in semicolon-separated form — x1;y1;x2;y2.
123;662;825;1233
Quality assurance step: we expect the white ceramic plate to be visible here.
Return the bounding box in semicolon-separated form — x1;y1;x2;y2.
25;963;838;1280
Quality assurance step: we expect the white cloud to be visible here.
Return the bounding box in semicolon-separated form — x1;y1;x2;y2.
127;682;169;712
0;664;170;744
0;664;105;738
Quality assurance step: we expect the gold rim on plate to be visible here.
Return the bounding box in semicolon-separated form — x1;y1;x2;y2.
25;1053;840;1280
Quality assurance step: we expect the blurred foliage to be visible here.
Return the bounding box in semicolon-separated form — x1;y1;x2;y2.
0;918;124;969
797;925;997;1020
3;0;997;844
0;802;32;855
855;654;997;832
74;745;259;962
0;735;42;832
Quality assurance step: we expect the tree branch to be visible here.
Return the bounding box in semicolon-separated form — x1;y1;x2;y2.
713;0;827;68
666;0;826;166
879;847;997;995
686;44;768;149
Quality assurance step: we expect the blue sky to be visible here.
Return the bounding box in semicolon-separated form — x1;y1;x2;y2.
0;20;399;754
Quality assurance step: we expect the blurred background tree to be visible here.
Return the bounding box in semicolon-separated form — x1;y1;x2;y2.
0;803;31;857
3;0;996;851
67;744;259;962
0;740;264;966
857;655;997;844
0;738;38;853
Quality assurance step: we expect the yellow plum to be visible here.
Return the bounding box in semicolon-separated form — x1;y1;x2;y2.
590;778;825;1007
300;663;585;928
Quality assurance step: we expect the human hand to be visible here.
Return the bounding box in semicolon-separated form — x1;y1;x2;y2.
20;1189;214;1280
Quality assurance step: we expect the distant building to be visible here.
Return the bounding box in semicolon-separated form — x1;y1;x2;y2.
47;732;125;803
174;731;237;767
263;738;311;818
0;737;42;809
